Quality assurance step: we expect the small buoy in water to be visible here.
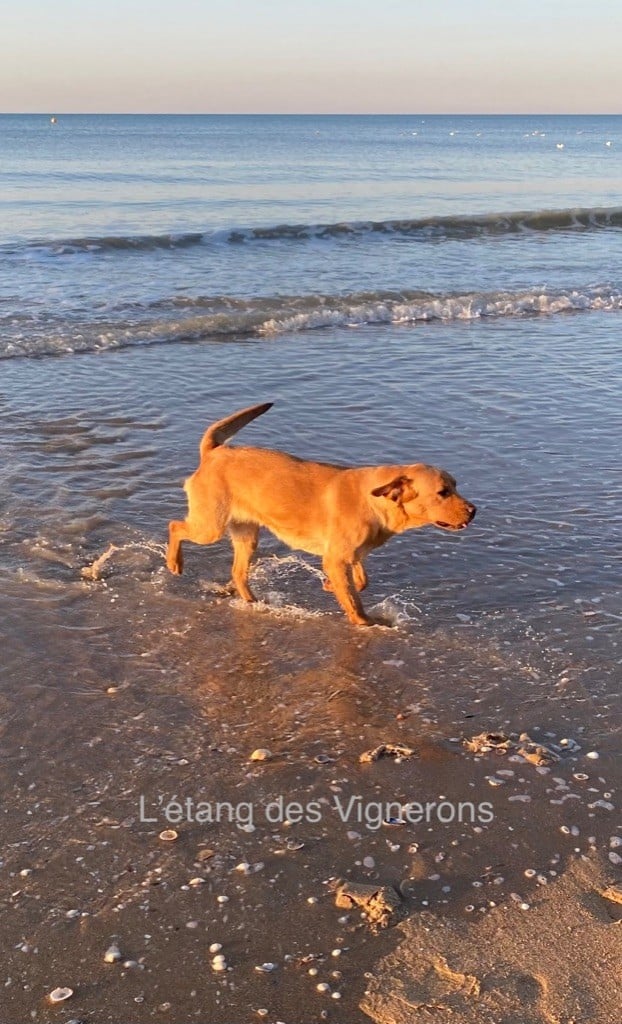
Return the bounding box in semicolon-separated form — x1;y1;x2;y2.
50;116;57;125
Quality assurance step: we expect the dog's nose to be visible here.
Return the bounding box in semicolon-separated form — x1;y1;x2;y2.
466;503;476;521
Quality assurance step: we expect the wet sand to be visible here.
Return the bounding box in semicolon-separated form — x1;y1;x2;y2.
1;329;621;1022
3;559;621;1022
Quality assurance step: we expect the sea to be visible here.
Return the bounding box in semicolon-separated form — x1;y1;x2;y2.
1;113;620;618
1;113;621;1024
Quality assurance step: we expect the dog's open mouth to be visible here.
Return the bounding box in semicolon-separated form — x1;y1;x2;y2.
435;520;470;531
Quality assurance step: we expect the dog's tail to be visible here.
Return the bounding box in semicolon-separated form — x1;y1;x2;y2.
199;402;273;459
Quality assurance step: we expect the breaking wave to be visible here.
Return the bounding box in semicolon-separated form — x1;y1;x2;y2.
2;285;621;359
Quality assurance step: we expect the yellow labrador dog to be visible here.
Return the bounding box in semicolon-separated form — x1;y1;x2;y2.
167;403;476;625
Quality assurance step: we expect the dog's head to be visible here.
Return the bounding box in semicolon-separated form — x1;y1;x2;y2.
371;464;476;533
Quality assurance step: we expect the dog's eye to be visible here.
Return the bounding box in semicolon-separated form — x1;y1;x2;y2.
438;487;451;498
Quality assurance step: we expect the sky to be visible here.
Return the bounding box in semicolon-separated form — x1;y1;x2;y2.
2;0;621;114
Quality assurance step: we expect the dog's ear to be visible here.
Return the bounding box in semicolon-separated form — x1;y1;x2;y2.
371;476;415;503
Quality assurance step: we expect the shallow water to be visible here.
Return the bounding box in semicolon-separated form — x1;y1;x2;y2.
2;313;620;629
2;311;620;752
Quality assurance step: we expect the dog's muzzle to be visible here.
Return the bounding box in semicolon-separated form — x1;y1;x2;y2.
436;503;477;531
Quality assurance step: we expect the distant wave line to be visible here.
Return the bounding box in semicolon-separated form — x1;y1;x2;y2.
4;206;622;258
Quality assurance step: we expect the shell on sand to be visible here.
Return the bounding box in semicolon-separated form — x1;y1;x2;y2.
48;987;73;1003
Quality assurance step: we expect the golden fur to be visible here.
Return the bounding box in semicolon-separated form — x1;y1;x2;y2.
167;403;476;625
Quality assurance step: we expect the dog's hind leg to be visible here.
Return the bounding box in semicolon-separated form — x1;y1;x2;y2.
166;513;228;576
228;522;259;602
167;519;189;574
352;560;368;592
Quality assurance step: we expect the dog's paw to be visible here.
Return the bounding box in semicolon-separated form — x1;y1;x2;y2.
228;581;257;603
357;611;396;628
166;553;183;575
347;613;374;627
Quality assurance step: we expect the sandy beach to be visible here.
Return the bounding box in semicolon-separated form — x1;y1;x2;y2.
2;567;621;1022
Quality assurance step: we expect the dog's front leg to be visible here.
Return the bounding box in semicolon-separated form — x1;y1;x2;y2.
322;555;371;626
324;559;368;594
